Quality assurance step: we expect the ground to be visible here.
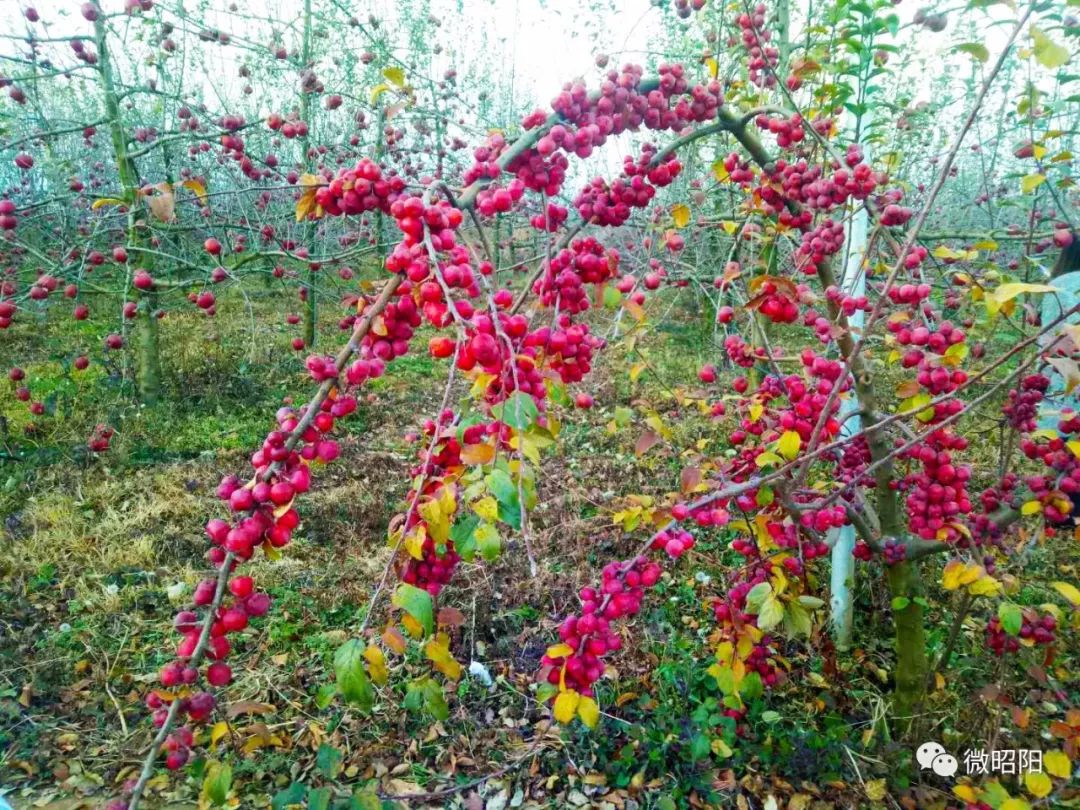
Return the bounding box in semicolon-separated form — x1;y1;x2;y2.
1;283;1076;809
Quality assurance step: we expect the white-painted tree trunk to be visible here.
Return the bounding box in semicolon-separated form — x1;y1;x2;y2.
829;159;869;650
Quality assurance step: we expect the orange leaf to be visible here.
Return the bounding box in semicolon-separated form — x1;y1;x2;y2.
680;466;701;494
437;607;466;628
146;187;175;222
382;625;407;655
460;442;496;465
295;188;319;222
635;431;660;456
226;700;275;718
747;274;798;299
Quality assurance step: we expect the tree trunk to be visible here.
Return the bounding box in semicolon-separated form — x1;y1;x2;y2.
136;289;162;405
887;559;928;728
94;16;163;404
300;0;316;348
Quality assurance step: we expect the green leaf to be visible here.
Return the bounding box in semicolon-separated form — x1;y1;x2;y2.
761;710;782;724
349;788;384;810
474;521;501;561
740;671;764;700
744;582;772;614
891;596;910;611
954;42;989;62
272;782;308;810
547;380;571;407
201;761;232;807
392;584;434;636
485;468;518;505
334;640;373;711
314;683;336;710
603;285;622;308
492;391;538;432
689;733;711;761
998;602;1023;636
757;594;785;631
450;513;480;561
712;663;736;696
783;601;813;637
307;787;332;810
315;743;342;780
1031;25;1070;70
422;677;450;720
755;486;775;507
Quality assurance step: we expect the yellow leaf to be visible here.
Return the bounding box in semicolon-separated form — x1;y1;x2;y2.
720;219;738;235
645;413;672;440
629;362;647;382
419;498;450;543
424;633;462;680
404;525;427;560
968;573;1002;597
470;372;497;398
438;483;456;515
382;66;406;86
577;695;600;729
1044;750;1072;779
953;785;979;803
749;403;764;422
91;197;125;209
985;282;1058;317
472;496;499;523
1021;173;1047;194
942;560;981;590
932;245;977;261
460;442;495;465
672;203;691;229
546;643;574;659
1001;800;1032;810
401;612;424;639
295;187;319;222
369;83;391;104
1031;25;1070;70
755;451;783;468
364;645;388;685
180;178;208;204
1022;500;1043;516
1051;581;1080;606
971;240;999;251
704;57;719;78
553;689;580;724
210;721;230;748
942;342;969;368
864;779;887;801
712;160;730;183
1066;440;1080;460
778;430;801;461
1024;771;1052;799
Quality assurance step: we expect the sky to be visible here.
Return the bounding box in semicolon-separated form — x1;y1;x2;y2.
0;0;1052;185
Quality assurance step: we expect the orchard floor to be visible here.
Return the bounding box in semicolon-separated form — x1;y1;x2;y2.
1;287;1075;809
